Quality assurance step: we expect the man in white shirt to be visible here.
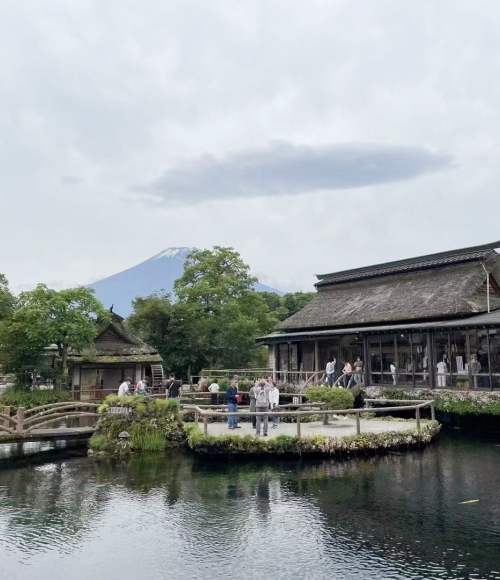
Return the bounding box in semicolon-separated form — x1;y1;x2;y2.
436;360;448;387
118;378;131;397
268;381;280;429
208;381;220;406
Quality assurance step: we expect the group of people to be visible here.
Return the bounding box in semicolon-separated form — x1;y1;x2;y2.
221;376;279;437
325;358;364;388
117;374;182;399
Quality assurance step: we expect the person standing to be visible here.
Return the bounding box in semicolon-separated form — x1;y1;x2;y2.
326;359;336;387
166;374;182;400
254;380;270;436
390;362;397;385
268;381;280;429
118;377;131;397
436;359;448;387
249;381;258;429
341;361;352;388
226;379;240;429
135;377;148;397
208;380;220;405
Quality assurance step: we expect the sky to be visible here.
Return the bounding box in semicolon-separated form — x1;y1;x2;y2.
1;0;499;294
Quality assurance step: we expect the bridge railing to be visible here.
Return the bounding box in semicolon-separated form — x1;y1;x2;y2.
1;402;100;435
192;399;435;438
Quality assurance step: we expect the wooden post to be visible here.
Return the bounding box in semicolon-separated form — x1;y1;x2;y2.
195;408;199;424
16;407;25;434
356;412;361;435
297;414;301;439
430;402;435;422
323;411;329;425
2;406;10;429
314;340;319;374
203;415;208;436
416;407;421;431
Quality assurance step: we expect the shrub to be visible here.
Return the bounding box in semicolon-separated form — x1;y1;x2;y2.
306;387;354;410
0;386;72;413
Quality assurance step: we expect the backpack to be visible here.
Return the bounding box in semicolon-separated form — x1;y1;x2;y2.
256;387;268;406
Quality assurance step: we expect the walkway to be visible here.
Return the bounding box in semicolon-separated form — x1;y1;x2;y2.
204;418;419;439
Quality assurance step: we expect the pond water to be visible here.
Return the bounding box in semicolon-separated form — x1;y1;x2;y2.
1;431;500;580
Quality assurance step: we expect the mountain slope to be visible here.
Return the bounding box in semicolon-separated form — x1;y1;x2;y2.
88;247;284;316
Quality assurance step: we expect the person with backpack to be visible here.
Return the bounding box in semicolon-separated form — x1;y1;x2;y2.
166;374;182;400
254;380;270;436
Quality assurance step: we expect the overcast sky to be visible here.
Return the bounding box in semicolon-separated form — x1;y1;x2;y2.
1;0;499;294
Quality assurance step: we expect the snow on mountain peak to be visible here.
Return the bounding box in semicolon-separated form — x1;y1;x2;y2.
152;247;198;261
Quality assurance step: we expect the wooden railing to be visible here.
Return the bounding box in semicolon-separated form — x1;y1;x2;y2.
0;402;100;435
192;399;435;438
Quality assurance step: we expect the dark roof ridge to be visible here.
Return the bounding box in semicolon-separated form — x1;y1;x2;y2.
316;241;500;288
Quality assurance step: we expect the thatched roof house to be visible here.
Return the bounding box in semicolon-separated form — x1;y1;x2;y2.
69;312;163;399
260;241;500;391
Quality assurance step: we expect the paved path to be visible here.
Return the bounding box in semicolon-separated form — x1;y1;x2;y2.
203;418;419;439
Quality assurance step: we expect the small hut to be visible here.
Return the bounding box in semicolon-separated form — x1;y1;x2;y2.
68;312;163;400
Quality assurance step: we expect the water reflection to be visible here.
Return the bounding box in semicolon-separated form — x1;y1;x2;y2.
0;433;499;579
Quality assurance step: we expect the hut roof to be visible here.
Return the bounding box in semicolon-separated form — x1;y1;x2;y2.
68;312;161;360
279;250;500;331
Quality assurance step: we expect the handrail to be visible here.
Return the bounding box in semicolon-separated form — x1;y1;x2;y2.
192;399;436;437
25;402;100;416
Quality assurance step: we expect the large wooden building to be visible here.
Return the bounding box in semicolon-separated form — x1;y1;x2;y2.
259;241;500;390
68;312;163;399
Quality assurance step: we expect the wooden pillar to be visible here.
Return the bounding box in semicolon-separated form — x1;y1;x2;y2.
356;412;361;435
16;407;25;434
314;340;319;373
430;402;436;421
2;406;10;429
272;344;278;381
487;328;493;391
416;407;421;431
203;415;208;436
427;331;436;390
296;414;301;439
363;335;369;386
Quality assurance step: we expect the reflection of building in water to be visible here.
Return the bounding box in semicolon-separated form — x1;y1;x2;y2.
259;242;500;390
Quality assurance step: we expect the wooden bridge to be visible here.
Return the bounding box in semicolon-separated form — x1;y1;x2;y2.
0;402;99;443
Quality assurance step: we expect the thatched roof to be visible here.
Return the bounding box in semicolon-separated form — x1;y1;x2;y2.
68;312;161;362
280;250;500;331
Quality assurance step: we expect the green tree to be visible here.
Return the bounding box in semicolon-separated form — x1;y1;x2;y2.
3;285;110;379
281;292;316;319
0;273;14;320
174;246;257;313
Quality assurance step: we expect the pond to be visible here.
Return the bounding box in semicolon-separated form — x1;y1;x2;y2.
1;431;500;579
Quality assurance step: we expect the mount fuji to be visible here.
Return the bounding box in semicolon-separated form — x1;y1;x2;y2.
88;247;284;317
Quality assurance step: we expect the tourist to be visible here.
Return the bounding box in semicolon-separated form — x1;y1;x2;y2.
353;358;363;384
268;381;280;429
470;354;481;389
326;359;336;387
118;377;131;397
166;374;182;400
254;379;270;437
226;378;240;429
135;377;148;397
249;381;258;429
197;376;207;392
390;362;397;385
436;359;447;387
341;361;352;388
208;380;220;405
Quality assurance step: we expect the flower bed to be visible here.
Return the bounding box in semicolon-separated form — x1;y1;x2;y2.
366;387;500;416
184;421;440;456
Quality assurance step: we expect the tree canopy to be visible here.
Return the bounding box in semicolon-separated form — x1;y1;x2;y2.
0;273;14;320
0;285;110;380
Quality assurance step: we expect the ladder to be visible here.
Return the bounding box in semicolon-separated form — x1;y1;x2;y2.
150;364;164;391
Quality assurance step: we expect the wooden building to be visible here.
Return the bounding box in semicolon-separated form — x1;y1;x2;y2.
68;312;163;399
259;241;500;390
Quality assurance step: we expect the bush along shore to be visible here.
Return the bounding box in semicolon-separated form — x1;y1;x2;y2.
365;386;500;431
184;421;441;456
88;396;184;458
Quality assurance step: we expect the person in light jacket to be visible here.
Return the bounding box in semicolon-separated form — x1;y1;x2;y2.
268;379;280;429
249;381;258;429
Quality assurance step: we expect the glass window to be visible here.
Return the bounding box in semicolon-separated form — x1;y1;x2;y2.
434;331;450;388
469;329;490;389
412;333;430;387
488;329;500;390
449;331;468;389
381;335;396;385
397;334;413;386
368;337;382;384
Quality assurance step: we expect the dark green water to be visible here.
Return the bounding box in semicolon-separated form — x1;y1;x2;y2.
1;432;500;580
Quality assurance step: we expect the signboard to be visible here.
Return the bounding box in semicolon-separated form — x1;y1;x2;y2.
292;396;301;405
108;407;129;415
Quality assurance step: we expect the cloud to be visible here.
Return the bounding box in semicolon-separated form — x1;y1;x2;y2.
137;142;453;205
61;175;84;185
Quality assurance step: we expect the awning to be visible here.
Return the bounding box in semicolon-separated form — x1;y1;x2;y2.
257;309;500;343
